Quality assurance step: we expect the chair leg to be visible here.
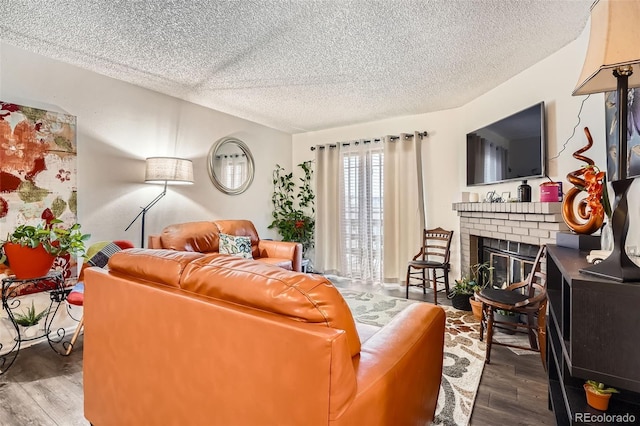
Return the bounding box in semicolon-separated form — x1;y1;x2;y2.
479;303;486;342
405;267;411;299
431;269;438;305
444;267;450;295
485;307;494;364
66;315;84;355
526;312;538;350
538;326;547;371
422;269;427;294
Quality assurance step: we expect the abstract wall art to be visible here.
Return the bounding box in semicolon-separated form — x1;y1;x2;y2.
604;88;640;180
0;101;78;279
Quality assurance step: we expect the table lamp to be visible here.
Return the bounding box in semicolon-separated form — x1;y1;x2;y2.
125;157;194;247
573;0;640;281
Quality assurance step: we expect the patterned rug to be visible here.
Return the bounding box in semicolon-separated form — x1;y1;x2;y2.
336;288;486;426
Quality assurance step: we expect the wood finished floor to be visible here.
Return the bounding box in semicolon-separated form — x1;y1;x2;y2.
369;284;555;426
0;283;555;425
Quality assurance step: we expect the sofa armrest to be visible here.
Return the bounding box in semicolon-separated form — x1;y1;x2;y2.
332;303;446;425
258;240;303;272
148;234;162;249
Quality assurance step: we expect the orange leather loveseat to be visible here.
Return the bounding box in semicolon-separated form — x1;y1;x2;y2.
83;249;446;426
148;219;303;272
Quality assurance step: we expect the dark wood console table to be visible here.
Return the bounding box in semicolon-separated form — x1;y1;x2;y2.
546;245;640;425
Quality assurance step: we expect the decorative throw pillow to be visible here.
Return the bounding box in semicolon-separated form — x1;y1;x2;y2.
87;242;123;268
219;233;253;259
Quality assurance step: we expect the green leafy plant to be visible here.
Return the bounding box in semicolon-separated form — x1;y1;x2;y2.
13;301;48;327
496;309;517;317
0;217;91;264
449;262;493;297
268;161;315;255
585;380;619;395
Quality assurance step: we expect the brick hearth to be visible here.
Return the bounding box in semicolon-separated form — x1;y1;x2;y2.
452;202;568;273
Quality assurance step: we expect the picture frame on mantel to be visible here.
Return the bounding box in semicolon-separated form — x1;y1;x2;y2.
604;89;640;180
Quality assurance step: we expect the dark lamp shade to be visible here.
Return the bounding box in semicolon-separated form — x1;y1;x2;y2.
144;157;194;185
573;0;640;96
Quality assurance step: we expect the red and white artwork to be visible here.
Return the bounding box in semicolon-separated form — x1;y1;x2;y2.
0;101;78;280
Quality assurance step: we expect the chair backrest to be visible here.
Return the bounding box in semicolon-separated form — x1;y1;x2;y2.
416;227;453;263
523;245;547;298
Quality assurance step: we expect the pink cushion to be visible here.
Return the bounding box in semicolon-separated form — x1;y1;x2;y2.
67;290;84;306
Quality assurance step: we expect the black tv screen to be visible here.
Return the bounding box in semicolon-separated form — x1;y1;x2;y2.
466;102;546;186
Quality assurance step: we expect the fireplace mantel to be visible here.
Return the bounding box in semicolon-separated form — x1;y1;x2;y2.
452;202;568;273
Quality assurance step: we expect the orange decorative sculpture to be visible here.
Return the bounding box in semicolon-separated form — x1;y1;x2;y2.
561;127;605;235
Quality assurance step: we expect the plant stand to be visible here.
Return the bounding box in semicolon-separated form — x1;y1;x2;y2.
0;271;71;375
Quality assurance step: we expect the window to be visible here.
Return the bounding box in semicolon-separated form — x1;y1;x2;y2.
221;154;247;189
341;146;384;282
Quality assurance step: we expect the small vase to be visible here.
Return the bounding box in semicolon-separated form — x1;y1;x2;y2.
600;222;613;251
451;293;472;311
584;384;612;411
18;324;39;339
469;296;483;320
3;243;56;279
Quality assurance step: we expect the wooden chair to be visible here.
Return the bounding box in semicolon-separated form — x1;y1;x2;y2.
477;245;547;368
405;227;453;305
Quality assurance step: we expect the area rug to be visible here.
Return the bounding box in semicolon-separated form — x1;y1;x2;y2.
336;289;486;426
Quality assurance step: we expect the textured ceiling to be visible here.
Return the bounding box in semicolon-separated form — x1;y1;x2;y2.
0;1;591;134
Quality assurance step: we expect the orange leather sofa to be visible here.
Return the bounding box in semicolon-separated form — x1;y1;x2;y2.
83;249;446;426
148;219;303;271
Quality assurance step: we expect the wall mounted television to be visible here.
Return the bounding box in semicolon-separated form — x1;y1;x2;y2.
466;102;546;186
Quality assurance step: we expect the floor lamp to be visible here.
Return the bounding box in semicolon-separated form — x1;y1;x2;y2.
573;0;640;282
125;157;194;247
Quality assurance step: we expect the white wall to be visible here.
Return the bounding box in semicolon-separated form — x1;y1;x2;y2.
0;42;292;246
292;24;640;278
3;20;638;273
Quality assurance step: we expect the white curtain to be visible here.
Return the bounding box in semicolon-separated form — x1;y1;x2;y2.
315;141;384;282
314;145;343;274
315;132;425;284
383;132;425;283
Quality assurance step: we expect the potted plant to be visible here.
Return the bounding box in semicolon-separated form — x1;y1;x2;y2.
268;161;315;259
449;262;492;312
583;380;619;411
469;293;483;320
13;300;48;338
0;214;90;279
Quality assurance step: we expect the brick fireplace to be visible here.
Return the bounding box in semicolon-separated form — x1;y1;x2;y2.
452;202;568;283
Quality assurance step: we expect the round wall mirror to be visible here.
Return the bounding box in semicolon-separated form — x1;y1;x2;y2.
207;137;255;195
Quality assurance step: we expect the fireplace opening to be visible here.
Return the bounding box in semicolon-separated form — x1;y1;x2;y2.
479;238;539;288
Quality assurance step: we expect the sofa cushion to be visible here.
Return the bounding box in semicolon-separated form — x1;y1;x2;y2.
256;257;293;270
180;254;361;357
219;233;253;259
160;221;220;252
214;220;260;259
108;249;205;288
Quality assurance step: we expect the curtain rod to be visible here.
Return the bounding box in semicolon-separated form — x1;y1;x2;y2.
310;131;428;151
